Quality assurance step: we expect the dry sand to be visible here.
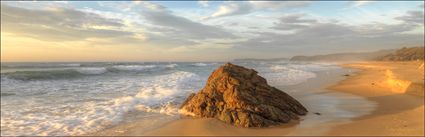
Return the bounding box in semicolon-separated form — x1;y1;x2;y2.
90;61;424;136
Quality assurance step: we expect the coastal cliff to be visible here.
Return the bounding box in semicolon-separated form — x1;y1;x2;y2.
376;47;424;61
290;50;394;62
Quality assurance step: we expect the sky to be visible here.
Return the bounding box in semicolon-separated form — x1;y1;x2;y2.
1;1;424;62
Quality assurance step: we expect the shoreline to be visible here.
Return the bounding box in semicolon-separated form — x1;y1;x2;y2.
142;68;367;136
90;64;373;136
89;61;424;136
326;61;424;136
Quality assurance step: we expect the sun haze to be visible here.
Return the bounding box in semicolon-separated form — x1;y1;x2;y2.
1;1;424;62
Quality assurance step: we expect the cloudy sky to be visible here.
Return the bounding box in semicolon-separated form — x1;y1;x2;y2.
1;1;424;62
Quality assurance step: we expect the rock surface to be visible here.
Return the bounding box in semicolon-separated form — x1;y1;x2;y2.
180;63;307;127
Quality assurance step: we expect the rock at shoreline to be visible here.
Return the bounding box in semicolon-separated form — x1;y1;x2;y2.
180;63;307;127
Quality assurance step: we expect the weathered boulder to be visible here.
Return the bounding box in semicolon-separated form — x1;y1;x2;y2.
180;63;307;127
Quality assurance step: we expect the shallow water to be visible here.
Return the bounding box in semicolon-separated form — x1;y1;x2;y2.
131;69;378;136
288;92;376;135
280;69;377;135
1;61;341;136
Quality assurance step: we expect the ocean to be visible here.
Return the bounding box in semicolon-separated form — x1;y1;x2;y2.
0;61;340;136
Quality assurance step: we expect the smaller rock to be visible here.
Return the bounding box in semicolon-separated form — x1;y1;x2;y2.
314;112;321;115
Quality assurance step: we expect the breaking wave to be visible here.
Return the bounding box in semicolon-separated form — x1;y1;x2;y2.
0;71;202;136
191;63;208;67
262;65;317;86
110;65;157;71
3;69;87;81
0;61;342;136
1;65;177;81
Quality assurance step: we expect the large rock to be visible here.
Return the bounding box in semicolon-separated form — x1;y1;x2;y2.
180;63;307;127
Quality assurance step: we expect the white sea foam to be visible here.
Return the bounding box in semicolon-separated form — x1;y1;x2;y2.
0;62;343;136
111;65;157;71
164;64;178;68
133;71;201;114
270;65;288;71
191;63;208;67
0;71;201;136
288;63;340;72
262;63;340;86
75;67;107;75
59;63;81;67
259;65;316;86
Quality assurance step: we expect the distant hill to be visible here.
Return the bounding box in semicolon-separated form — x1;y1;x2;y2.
233;57;289;62
375;47;424;61
290;49;395;62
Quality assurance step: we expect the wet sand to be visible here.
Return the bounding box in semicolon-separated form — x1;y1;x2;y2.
90;61;424;136
327;61;424;136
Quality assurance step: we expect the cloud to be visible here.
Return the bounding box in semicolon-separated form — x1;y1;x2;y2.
352;1;373;7
249;1;310;9
205;1;310;20
1;4;136;42
198;1;209;7
253;23;355;47
1;2;236;49
236;13;424;56
0;1;73;10
207;2;252;19
140;1;167;12
2;1;423;61
395;11;425;25
271;14;317;30
277;14;317;24
139;2;236;42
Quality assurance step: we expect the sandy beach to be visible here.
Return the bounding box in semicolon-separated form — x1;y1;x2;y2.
2;1;424;136
327;61;424;136
89;61;424;136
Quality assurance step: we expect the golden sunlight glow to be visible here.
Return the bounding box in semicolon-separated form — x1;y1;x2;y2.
383;69;412;93
0;32;160;62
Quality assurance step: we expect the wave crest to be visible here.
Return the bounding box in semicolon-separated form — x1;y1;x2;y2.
75;67;108;75
3;70;85;81
0;71;202;136
110;65;157;71
191;63;208;67
2;65;171;81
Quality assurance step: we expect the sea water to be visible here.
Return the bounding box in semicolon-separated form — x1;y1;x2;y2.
0;61;340;136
